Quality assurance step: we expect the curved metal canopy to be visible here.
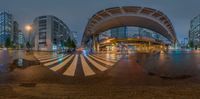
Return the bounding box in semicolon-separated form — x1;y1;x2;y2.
82;6;177;45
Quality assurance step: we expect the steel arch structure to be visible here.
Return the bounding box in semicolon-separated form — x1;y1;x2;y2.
81;6;177;46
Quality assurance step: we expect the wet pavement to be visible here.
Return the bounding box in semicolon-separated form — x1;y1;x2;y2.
1;49;200;98
142;50;200;78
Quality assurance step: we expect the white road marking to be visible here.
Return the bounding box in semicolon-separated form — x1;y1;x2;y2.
85;55;107;71
40;55;65;63
63;55;79;76
80;55;95;76
44;55;70;66
97;54;121;60
89;55;114;66
38;53;119;77
95;54;117;60
50;55;74;71
92;54;117;62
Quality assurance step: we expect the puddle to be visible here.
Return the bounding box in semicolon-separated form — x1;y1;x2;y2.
142;51;199;80
0;64;9;73
159;74;192;80
147;71;192;80
9;58;40;71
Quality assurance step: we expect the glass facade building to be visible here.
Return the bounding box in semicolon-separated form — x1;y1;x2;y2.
17;31;25;46
111;27;127;38
0;11;13;45
99;26;170;43
13;21;20;45
189;15;200;47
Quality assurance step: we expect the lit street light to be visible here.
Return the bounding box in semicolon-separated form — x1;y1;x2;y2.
25;24;32;51
25;25;32;32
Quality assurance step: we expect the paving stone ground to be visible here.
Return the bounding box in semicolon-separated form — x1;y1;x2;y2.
1;52;200;99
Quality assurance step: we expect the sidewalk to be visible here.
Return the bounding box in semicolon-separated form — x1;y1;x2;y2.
1;82;200;99
1;51;200;99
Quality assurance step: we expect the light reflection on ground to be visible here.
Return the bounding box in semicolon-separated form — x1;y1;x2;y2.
1;49;200;79
142;50;200;78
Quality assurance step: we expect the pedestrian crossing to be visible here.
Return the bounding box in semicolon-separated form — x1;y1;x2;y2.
80;54;96;76
85;55;107;71
63;55;78;76
34;53;122;77
44;55;70;66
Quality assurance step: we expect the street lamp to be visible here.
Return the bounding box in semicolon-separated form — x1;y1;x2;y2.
25;24;32;51
25;25;32;32
25;24;32;41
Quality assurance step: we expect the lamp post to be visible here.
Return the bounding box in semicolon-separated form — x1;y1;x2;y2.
25;24;32;51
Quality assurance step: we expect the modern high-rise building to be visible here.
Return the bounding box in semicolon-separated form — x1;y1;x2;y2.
33;15;73;51
127;27;140;38
13;21;20;45
111;27;127;39
17;31;25;45
140;28;153;38
189;15;200;47
110;26;161;40
99;26;170;44
70;31;78;45
0;11;14;45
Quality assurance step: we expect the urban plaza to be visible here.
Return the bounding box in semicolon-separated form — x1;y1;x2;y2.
0;0;199;99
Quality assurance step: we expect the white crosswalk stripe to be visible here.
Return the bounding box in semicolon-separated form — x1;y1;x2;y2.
63;55;79;76
80;55;96;76
50;55;74;71
44;55;70;66
85;55;107;71
89;55;114;66
96;54;122;60
40;55;65;63
35;53;120;77
92;54;117;62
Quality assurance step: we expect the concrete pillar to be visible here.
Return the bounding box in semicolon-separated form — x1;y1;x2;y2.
92;35;96;52
96;36;100;52
96;43;100;52
148;41;151;52
166;45;169;52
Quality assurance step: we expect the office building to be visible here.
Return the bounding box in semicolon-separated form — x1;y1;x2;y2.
189;15;200;47
0;11;14;45
111;27;127;39
17;31;25;46
33;15;73;51
13;21;20;45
